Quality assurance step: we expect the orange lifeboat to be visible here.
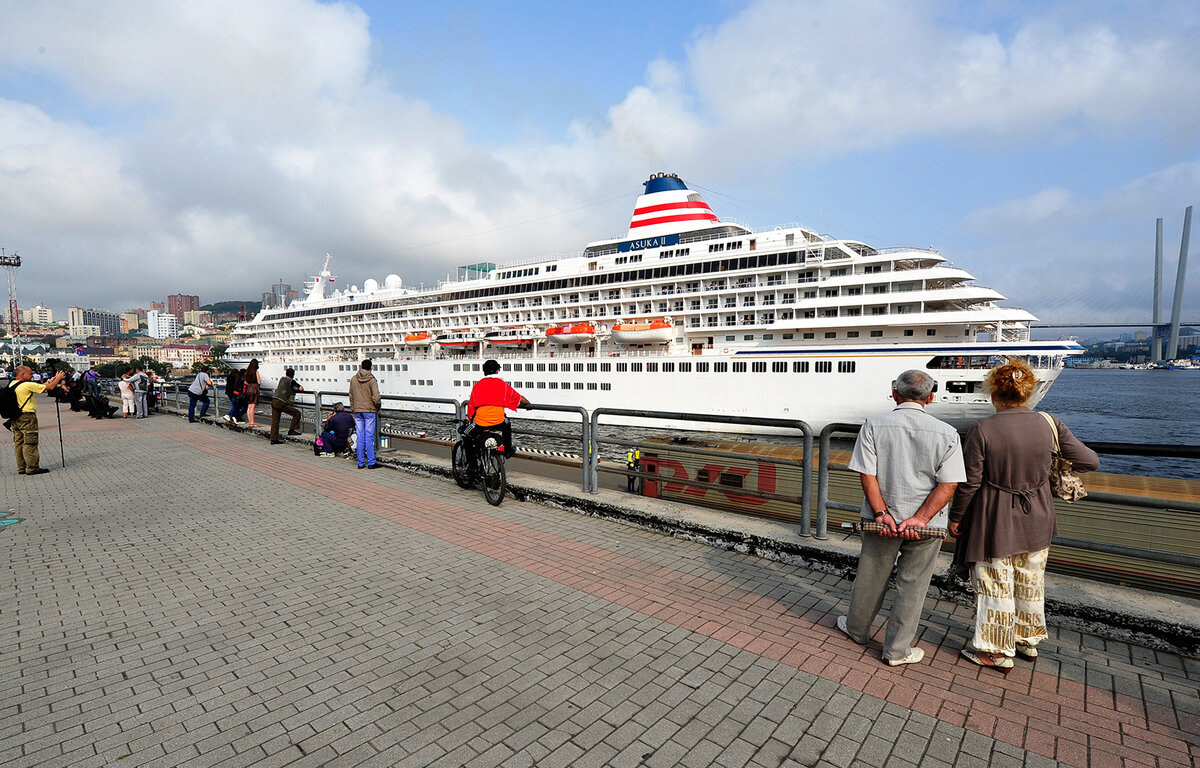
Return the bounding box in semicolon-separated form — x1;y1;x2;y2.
611;320;672;345
545;322;597;345
403;331;432;346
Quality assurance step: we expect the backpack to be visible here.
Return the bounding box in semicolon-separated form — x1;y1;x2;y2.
0;382;32;428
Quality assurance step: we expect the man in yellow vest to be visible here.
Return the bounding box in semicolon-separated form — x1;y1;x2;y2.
8;365;65;475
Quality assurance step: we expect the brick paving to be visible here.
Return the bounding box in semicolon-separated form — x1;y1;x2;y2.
0;405;1196;767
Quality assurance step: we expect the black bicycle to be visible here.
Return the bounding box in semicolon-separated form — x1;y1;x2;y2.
452;420;508;505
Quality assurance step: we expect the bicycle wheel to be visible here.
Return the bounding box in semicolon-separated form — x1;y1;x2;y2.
451;441;473;489
481;448;506;506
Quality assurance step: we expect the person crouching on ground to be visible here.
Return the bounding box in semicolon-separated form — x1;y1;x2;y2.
269;368;303;444
8;365;66;476
348;360;381;469
949;359;1099;669
837;369;965;666
318;402;355;456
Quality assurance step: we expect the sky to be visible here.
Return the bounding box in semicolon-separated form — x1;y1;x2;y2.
0;0;1198;332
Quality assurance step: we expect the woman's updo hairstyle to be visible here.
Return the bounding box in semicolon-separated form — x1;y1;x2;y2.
986;358;1037;408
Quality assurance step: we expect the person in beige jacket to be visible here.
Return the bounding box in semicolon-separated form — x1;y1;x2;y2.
348;359;382;468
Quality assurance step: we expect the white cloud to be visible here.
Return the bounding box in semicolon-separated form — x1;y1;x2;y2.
962;162;1200;324
965;188;1074;230
0;0;1196;325
603;0;1200;162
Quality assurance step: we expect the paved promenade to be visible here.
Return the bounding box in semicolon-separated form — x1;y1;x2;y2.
1;405;1197;768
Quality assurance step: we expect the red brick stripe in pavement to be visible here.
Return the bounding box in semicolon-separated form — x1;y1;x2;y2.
170;429;1197;768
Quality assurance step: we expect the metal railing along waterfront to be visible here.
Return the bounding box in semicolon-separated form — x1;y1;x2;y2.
156;385;1198;585
162;382;597;490
586;408;817;536
816;423;1200;575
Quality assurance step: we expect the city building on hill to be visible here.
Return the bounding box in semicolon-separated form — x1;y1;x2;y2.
168;293;200;322
154;343;213;368
147;309;180;339
182;309;214;326
67;307;121;336
21;304;53;324
67;324;101;340
120;312;141;334
149;301;165;313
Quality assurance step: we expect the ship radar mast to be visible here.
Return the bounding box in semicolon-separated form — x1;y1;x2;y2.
303;254;336;302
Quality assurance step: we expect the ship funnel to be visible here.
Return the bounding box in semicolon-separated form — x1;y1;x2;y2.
626;172;722;239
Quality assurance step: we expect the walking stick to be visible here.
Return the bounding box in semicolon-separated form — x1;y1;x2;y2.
55;392;65;467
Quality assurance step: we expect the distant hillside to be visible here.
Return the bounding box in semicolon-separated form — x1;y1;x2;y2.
201;300;262;314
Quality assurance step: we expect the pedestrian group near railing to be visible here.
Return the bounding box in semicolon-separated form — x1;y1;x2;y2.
839;359;1098;671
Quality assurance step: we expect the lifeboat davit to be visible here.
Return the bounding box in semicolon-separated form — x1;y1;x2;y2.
485;328;537;349
546;322;597;345
403;331;432;346
611;320;673;345
436;332;480;351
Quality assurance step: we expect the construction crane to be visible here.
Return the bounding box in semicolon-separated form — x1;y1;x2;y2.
0;248;20;373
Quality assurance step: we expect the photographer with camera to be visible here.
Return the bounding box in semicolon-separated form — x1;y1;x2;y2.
269;367;303;445
5;365;65;475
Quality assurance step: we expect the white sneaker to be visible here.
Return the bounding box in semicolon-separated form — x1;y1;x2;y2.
886;647;925;666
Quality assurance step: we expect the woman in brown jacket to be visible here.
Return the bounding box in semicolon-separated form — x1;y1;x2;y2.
949;359;1098;668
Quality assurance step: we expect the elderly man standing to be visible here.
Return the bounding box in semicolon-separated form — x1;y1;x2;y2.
837;369;965;666
7;365;66;476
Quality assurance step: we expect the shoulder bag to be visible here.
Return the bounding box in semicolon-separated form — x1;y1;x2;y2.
1039;412;1087;502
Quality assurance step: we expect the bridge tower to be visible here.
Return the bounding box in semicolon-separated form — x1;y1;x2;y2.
1151;206;1194;362
0;249;20;371
1165;206;1192;360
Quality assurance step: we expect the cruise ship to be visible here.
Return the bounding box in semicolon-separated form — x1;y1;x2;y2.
225;173;1083;431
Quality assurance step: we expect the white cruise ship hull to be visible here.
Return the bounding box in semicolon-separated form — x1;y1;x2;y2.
232;342;1072;434
225;174;1083;433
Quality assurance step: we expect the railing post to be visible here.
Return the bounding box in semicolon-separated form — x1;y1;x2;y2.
799;423;814;538
580;409;592;493
816;424;836;540
588;411;601;494
314;391;323;433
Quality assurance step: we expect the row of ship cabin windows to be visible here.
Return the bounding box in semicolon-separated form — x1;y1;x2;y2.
454;360;857;375
454;380;614;391
450;250;821;302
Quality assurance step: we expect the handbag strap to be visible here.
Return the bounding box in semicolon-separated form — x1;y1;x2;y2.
1039;411;1060;453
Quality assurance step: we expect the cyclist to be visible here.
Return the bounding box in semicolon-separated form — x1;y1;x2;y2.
465;359;529;458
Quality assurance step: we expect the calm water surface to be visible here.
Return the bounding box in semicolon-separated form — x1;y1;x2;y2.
1034;369;1200;480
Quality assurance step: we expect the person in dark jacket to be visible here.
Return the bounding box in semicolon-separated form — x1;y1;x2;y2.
318;402;355;455
269;367;303;444
949;359;1099;669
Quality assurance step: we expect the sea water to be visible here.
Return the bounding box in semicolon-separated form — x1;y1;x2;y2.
1035;369;1200;480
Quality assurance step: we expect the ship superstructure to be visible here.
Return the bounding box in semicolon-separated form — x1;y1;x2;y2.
226;173;1082;430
